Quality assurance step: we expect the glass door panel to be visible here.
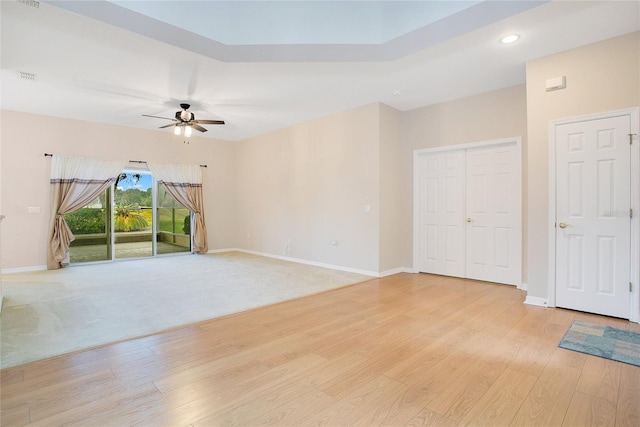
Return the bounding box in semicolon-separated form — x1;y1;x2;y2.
156;185;192;255
114;171;154;259
66;190;112;263
67;169;192;265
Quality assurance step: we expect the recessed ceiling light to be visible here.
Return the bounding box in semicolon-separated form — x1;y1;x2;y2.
500;34;520;44
393;90;402;96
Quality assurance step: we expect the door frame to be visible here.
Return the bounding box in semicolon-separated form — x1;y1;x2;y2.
412;136;523;287
547;107;640;322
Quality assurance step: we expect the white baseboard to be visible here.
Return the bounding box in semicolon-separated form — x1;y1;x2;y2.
379;267;413;277
208;248;242;254
210;250;415;278
212;248;379;277
2;265;47;275
1;250;408;279
524;295;548;307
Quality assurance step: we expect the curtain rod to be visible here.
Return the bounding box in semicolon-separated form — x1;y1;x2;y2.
44;154;207;168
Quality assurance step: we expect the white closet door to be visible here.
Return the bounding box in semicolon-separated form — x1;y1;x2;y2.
465;144;521;285
418;151;466;277
417;141;521;286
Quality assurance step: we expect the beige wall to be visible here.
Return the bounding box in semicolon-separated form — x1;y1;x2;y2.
379;103;403;273
399;85;529;272
0;89;529;276
526;31;640;300
235;103;382;273
3;32;637;286
0;110;236;270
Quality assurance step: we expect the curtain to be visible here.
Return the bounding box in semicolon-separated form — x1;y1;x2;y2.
47;155;127;269
148;163;208;254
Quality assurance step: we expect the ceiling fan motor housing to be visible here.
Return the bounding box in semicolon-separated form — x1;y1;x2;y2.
176;103;191;121
143;103;223;132
176;110;193;122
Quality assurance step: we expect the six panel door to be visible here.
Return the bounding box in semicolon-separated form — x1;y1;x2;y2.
465;144;521;285
418;150;466;277
555;115;631;318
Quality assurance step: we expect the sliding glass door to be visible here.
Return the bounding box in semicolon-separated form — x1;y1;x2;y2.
66;191;112;263
114;171;153;259
65;169;192;264
156;185;192;255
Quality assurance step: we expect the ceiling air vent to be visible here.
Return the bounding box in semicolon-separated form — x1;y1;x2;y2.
17;0;40;8
18;71;38;81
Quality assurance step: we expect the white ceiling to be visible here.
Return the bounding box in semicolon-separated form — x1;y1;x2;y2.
1;1;639;141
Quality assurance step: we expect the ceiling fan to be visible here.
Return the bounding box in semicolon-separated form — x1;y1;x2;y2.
143;103;225;136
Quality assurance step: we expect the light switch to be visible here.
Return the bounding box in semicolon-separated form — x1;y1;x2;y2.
27;207;40;214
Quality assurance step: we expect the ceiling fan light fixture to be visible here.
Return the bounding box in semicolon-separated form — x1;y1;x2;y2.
143;103;224;134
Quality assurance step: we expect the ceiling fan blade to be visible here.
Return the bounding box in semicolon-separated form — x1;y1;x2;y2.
159;123;176;129
195;119;225;125
142;114;174;121
191;123;208;133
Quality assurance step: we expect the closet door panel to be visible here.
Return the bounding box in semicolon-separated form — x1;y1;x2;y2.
418;151;465;277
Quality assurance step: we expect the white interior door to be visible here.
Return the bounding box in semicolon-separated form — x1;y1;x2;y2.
418;151;465;277
465;144;521;285
555;115;631;318
417;139;521;286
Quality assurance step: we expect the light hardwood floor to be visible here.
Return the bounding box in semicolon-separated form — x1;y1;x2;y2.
1;273;639;426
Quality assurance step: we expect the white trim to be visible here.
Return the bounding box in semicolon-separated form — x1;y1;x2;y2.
519;282;528;291
524;296;548;307
548;107;640;323
413;137;520;156
379;267;413;277
1;251;395;278
207;247;243;254
412;136;523;286
2;265;48;275
631;110;639;323
211;248;408;278
210;248;378;277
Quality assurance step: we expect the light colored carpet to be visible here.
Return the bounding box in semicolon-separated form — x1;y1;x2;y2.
0;252;371;369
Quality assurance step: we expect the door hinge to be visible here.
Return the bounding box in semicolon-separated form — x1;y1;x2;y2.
630;282;633;292
631;208;634;219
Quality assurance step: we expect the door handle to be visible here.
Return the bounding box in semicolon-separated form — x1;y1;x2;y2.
558;222;570;229
466;218;473;223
